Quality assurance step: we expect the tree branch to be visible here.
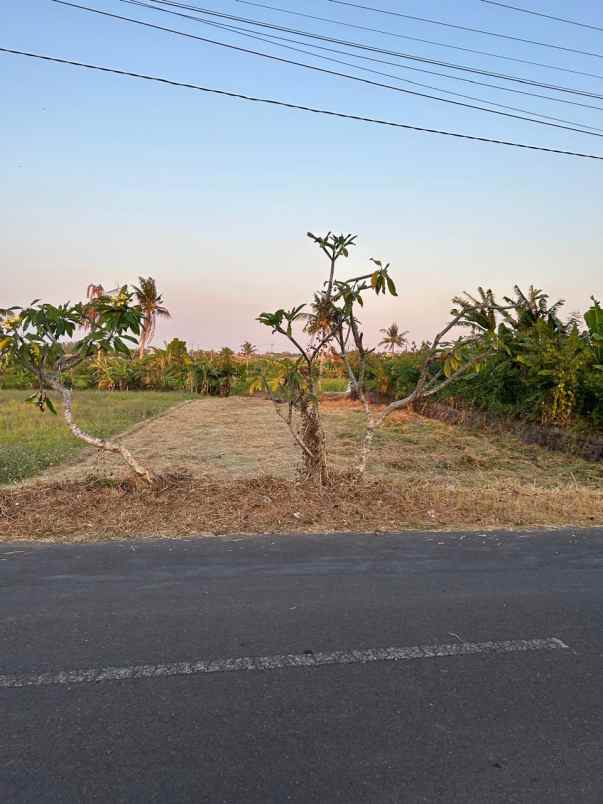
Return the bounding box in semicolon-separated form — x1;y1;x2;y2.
45;373;157;484
326;255;336;301
261;376;315;459
309;327;338;363
420;351;495;398
274;326;310;366
373;349;495;427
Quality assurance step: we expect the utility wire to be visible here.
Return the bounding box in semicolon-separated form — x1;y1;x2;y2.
480;1;603;34
328;0;603;60
140;0;603;100
228;27;603;114
236;0;603;81
187;4;603;114
126;1;602;132
1;47;602;160
53;0;603;137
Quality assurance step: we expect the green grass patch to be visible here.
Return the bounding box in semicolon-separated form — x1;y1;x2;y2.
320;378;349;392
0;390;191;485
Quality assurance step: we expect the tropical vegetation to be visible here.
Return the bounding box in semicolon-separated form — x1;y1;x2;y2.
1;250;601;488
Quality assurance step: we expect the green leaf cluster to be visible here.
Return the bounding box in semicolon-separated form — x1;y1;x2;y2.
0;290;144;409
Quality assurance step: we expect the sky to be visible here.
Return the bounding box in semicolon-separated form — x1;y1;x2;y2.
1;0;602;350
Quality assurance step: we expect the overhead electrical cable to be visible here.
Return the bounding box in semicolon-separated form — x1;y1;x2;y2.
123;0;602;132
480;1;603;34
135;0;603;100
50;0;603;138
328;0;603;60
170;4;603;114
1;47;602;160
235;0;603;81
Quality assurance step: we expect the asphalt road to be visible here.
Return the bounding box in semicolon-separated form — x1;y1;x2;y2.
1;528;603;803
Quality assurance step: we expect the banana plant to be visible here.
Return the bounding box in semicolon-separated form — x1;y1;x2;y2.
585;297;603;368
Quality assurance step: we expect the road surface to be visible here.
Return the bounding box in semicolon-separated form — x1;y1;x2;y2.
1;528;602;803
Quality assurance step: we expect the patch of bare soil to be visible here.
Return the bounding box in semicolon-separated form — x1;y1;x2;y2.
3;397;601;540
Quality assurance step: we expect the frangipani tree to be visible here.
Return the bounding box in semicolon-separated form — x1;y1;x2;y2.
258;232;398;484
0;289;157;484
259;231;500;483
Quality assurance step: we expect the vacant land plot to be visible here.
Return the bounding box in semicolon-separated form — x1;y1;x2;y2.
0;390;191;485
1;397;601;540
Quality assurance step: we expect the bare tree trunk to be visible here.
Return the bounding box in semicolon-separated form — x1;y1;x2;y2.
318;348;325;392
269;396;330;485
352;352;493;480
48;378;157;485
339;349;379;481
299;399;330;486
137;317;150;360
355;398;415;480
356;414;377;478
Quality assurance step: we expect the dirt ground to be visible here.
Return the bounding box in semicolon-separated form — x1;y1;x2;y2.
2;397;602;540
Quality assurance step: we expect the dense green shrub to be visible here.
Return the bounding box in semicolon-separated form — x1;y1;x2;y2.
0;364;34;390
435;298;603;431
364;353;422;399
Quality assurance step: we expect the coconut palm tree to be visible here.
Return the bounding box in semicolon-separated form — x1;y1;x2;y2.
240;341;257;368
133;277;171;359
379;322;409;354
83;283;121;331
83;284;105;331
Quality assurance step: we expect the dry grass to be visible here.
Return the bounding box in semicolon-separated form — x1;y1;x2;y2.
1;397;601;541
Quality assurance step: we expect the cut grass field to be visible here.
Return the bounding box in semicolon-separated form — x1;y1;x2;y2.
0;390;192;486
1;396;601;540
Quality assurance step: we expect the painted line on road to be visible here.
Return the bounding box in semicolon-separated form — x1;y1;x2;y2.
0;638;569;689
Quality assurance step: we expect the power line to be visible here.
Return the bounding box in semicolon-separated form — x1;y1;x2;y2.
227;30;603;114
209;19;603;130
480;1;603;34
2;46;602;160
236;0;603;81
190;5;603;115
125;2;602;132
328;0;603;60
140;0;603;100
53;0;603;138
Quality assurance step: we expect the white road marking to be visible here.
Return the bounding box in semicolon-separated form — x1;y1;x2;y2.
0;638;569;690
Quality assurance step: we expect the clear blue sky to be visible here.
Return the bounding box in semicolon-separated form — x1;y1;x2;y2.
1;0;601;349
